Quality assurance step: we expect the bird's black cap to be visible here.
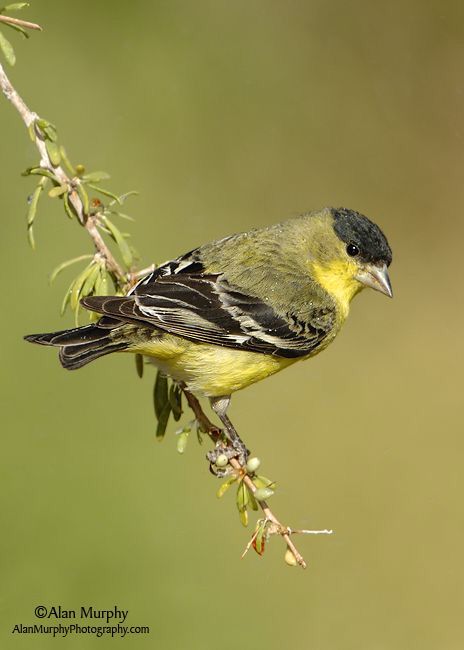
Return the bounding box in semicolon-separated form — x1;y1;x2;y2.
332;207;392;266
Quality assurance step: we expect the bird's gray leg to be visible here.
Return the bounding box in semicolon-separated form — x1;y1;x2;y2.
209;395;249;465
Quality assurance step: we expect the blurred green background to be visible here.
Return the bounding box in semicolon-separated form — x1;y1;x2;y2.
1;1;463;648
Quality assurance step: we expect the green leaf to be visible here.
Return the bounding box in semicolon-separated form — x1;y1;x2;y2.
135;353;144;378
169;384;182;421
75;182;89;214
156;402;171;440
59;147;75;175
49;254;93;284
239;510;248;527
94;268;109;296
27;122;36;142
63;193;76;220
112;190;139;205
253;475;276;490
237;481;251;525
4;22;29;38
0;30;15;65
216;475;237;498
70;264;93;311
44;124;58;142
87;184;121;204
60;279;74;316
153;371;169;420
1;3;30;11
81;263;100;297
22;166;56;180
45;139;61;166
48;184;68;198
252;519;269;556
82;171;110;183
154;371;172;438
108;211;135;222
26;180;44;249
103;217;133;268
247;486;259;511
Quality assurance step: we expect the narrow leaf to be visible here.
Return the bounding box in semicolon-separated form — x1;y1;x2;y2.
81;263;100;297
94;268;109;296
247;486;259;511
1;3;30;11
135;353;144;378
60;279;74;316
87;184;121;204
153;371;169;419
70;265;93;311
82;171;110;183
26;180;44;249
0;30;15;65
252;520;269;556
63;193;76;220
156;402;171;440
48;184;68;198
216;475;237;498
103;217;133;268
76;182;89;214
4;22;28;38
27;122;36;142
109;211;135;222
59;147;75;175
22;167;55;180
44;124;58;142
45;139;61;166
169;384;182;421
50;255;93;284
112;190;139;205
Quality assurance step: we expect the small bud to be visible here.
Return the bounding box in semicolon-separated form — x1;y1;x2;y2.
215;454;228;468
284;549;298;567
176;432;189;454
75;164;85;176
253;487;274;501
245;457;261;473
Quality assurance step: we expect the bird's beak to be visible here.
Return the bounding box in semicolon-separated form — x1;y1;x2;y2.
356;263;393;298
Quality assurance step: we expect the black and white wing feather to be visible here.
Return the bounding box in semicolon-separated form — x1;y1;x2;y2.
82;250;334;358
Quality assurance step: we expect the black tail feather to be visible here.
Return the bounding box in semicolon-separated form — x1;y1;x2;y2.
24;323;129;370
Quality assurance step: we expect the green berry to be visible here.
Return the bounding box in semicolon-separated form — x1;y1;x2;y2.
215;454;228;468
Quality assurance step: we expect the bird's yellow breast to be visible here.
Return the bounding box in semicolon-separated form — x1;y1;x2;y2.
128;334;297;397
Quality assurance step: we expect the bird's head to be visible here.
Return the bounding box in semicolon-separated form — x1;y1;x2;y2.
306;207;392;313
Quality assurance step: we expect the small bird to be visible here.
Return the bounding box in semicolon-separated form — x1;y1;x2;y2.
25;207;392;453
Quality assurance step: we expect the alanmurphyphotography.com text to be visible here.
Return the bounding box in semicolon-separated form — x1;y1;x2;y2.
11;604;150;639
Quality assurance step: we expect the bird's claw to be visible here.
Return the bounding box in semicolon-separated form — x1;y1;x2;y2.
207;438;249;476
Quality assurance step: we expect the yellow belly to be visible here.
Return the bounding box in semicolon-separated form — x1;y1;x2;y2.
128;333;297;397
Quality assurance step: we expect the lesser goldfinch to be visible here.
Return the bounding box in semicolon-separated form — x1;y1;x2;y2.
25;207;392;452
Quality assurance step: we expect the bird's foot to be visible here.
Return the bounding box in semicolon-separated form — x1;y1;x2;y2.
231;436;249;467
207;438;250;477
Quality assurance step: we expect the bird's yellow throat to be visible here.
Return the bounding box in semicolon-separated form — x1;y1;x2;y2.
310;260;362;318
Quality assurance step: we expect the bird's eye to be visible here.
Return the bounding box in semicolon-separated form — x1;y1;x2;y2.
346;243;359;257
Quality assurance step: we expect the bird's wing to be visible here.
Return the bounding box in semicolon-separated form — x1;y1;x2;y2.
82;252;333;358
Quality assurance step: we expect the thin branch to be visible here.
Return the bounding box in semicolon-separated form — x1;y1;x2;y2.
0;60;126;287
0;14;43;31
182;387;311;569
